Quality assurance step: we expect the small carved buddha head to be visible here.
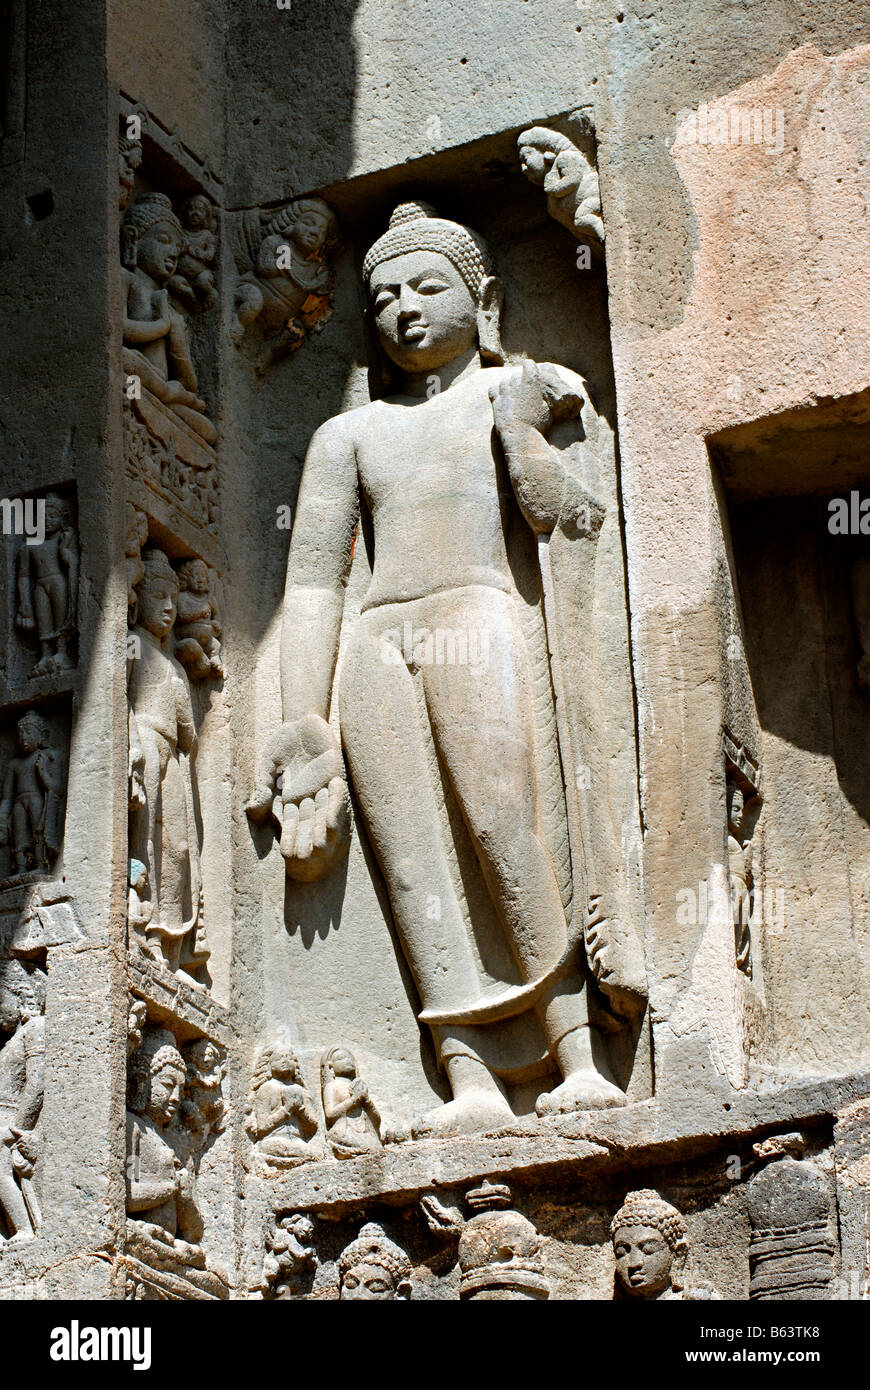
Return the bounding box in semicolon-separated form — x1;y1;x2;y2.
610;1189;688;1299
129;1028;186;1128
363;201;504;375
338;1222;412;1301
42;492;69;536
135;549;179;641
16;710;48;755
122;192;184;283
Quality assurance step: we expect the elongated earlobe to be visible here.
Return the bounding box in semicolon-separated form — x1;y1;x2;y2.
477;275;505;365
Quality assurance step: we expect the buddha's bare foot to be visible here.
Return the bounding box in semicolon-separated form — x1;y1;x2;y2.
535;1069;624;1116
411;1090;514;1139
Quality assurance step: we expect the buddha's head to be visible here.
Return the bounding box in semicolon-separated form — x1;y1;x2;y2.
43;492;69;536
122;192;184;282
16;710;47;754
610;1189;688;1299
338;1222;412;1301
129;1028;185;1127
135;549;178;640
363;201;504;375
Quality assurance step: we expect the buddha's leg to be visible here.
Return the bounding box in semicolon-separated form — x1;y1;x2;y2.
420;588;568;983
421;589;622;1111
157;745;189;961
339;611;512;1128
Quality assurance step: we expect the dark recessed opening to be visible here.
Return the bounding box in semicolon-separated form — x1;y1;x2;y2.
26;189;54;221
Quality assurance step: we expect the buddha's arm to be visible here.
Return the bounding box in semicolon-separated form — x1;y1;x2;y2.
280;416;359;724
491;362;591;534
167;308;199;392
122;275;170;343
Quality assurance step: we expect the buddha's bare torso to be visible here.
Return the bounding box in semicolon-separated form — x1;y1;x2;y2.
351;368;515;610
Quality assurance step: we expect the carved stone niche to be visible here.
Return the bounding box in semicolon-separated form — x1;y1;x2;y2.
747;1134;836;1300
0;955;46;1243
723;731;761;978
5;487;79;694
124;1018;227;1301
247;175;647;1141
127;542;221;992
0;702;69;886
119;100;221;473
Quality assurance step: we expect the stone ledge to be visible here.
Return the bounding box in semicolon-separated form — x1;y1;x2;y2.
242;1067;870;1216
127;949;230;1045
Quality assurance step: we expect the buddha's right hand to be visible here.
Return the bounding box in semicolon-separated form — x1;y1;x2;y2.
247;714;351;882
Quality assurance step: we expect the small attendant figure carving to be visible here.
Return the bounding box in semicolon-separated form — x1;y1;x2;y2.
126;1028;204;1260
119;128;142;211
232;197;340;359
245;1044;320;1166
15;492;79;677
125;503;149;622
168;194;218;312
517;125;605;251
122;192;216;444
180;1039;225;1141
0;710;64;876
128;549;209;978
610;1189;720;1300
338;1223;412;1301
262;1212;317;1299
0;960;45;1240
172;559;223;680
127;858;155;956
321;1046;384;1158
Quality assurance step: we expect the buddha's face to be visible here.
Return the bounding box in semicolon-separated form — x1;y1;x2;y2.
17;717;41;754
293;208;330;256
148;1062;184;1126
137;221;183;283
340;1260;396;1301
137;577;177;638
370;250;479;373
613;1224;673;1299
43;495;66;534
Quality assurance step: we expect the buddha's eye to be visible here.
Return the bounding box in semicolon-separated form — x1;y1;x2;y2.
374;291;396;312
416;278;449;294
